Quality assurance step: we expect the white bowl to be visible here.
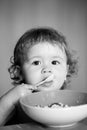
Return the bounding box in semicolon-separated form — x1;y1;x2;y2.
20;90;87;127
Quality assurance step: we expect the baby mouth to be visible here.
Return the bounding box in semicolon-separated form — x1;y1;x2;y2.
34;74;54;90
38;80;53;88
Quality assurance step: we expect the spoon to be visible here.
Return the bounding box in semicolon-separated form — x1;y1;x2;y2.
33;74;54;91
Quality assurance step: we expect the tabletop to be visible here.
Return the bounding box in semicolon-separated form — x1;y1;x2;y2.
0;118;87;130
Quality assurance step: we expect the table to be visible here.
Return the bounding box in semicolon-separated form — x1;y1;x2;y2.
0;118;87;130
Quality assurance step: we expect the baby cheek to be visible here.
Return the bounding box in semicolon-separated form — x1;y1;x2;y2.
54;75;66;89
55;69;67;81
25;72;40;85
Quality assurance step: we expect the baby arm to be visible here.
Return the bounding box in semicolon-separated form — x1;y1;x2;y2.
0;84;33;126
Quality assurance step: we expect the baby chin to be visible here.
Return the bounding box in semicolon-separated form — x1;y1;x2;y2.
37;81;58;91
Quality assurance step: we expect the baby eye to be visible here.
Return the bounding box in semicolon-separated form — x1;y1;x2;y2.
51;60;60;65
32;61;41;65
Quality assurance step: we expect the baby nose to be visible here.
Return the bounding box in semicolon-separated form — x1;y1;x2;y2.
41;67;52;74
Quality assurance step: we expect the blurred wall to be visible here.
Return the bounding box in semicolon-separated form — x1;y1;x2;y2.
0;0;87;96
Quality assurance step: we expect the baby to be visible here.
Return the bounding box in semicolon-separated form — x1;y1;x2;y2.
0;27;78;125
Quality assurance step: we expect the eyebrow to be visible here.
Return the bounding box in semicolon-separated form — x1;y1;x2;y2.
52;56;66;61
29;56;66;61
28;56;41;60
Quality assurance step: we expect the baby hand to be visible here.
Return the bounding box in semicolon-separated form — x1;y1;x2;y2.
14;83;34;98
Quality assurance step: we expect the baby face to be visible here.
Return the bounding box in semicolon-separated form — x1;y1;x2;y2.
22;42;68;91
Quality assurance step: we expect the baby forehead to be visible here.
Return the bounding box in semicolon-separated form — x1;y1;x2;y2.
20;40;66;55
27;42;67;60
28;41;65;51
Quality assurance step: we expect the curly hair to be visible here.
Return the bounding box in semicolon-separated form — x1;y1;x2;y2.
8;27;78;88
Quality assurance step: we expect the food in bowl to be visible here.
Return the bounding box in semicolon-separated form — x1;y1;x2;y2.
35;102;69;108
20;90;87;127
